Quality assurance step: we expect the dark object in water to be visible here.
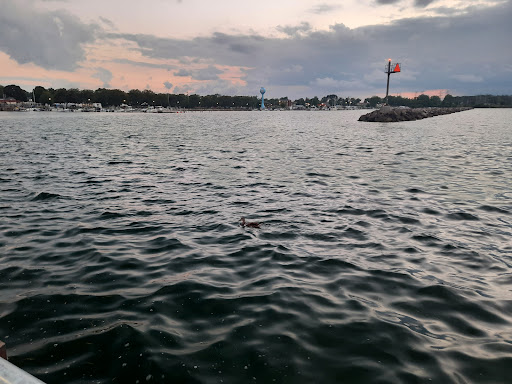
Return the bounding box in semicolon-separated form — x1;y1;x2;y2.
240;217;260;228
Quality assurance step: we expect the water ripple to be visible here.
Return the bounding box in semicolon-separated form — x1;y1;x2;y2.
1;110;512;383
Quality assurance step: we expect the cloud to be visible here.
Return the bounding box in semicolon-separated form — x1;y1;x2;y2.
98;16;116;30
194;65;223;80
173;84;192;94
174;68;193;77
173;65;222;81
112;58;176;70
311;77;363;91
452;74;484;83
163;81;173;89
5;0;510;99
0;0;97;70
276;22;311;36
309;3;343;14
414;0;436;7
114;0;510;97
92;67;113;87
191;79;247;96
375;0;401;5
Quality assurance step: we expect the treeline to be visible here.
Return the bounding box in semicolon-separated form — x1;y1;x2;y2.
0;85;360;109
0;84;261;109
1;84;511;108
364;94;512;108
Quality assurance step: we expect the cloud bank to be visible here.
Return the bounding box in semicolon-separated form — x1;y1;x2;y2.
106;1;512;96
0;0;510;98
0;0;97;71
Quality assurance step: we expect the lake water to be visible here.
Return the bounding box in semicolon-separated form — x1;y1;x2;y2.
1;110;511;384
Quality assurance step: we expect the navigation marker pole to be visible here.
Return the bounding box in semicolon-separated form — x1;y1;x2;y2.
385;59;401;105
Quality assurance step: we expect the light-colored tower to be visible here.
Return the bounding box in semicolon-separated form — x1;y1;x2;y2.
260;87;266;110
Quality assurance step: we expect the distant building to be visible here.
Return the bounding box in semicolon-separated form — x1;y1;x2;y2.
0;97;18;111
0;97;18;105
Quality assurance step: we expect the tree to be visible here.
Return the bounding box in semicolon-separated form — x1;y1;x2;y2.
80;89;94;104
109;89;128;106
0;85;4;98
65;88;80;104
365;96;382;108
39;91;52;105
142;89;156;105
127;89;144;106
430;95;441;107
307;96;319;107
53;88;68;103
416;94;430;107
4;84;28;101
33;86;46;103
323;94;338;106
189;94;200;108
442;94;456;107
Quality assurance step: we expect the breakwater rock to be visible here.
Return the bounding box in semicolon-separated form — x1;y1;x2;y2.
358;106;473;122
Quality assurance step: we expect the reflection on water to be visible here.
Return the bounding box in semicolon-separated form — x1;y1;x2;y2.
1;110;511;383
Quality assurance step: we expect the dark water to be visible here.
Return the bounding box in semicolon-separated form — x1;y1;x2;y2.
1;110;511;384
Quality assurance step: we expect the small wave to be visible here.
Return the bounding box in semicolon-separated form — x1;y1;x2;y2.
341;227;368;241
108;160;133;165
336;205;365;216
99;211;125;220
422;207;441;215
412;233;441;244
32;192;62;201
478;205;510;214
446;212;480;221
306;172;333;178
143;236;191;255
405;188;426;194
391;215;421;225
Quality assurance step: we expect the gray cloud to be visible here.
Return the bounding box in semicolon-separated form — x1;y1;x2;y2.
174;68;193;77
109;1;511;97
113;58;176;70
164;81;173;90
173;66;222;81
173;84;192;94
309;3;343;14
428;6;461;15
98;16;116;29
0;0;97;70
414;0;436;7
276;22;312;36
194;65;223;80
375;0;401;5
92;67;113;87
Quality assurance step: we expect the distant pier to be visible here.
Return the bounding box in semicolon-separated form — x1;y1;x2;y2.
358;106;473;122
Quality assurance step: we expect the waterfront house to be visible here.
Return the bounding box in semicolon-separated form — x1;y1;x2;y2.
0;97;18;111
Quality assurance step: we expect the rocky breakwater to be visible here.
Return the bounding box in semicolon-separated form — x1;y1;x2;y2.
358;106;473;122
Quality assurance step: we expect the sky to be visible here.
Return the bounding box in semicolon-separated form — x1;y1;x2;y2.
0;0;511;99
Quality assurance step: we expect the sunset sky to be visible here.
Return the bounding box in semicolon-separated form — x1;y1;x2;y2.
1;0;511;99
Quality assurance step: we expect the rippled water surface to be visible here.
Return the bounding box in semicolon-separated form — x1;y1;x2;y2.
1;110;511;383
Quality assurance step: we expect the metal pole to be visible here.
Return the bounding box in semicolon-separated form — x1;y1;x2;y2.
385;59;391;105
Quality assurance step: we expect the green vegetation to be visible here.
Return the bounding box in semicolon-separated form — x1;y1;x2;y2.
364;94;512;108
1;83;511;109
